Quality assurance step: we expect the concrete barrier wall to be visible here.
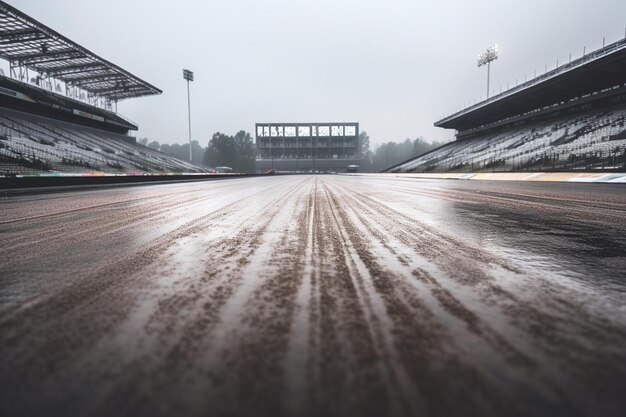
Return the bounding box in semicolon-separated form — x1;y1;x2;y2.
0;173;260;191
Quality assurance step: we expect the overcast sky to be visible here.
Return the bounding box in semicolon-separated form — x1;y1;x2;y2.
4;0;626;147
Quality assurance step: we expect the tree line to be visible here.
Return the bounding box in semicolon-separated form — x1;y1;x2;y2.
358;131;447;172
138;131;255;173
138;130;446;173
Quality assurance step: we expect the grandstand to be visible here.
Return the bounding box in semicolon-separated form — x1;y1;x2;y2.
387;36;626;173
255;122;360;173
0;108;200;174
0;1;203;175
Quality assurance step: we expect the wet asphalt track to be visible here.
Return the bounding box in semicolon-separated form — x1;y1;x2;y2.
0;175;625;417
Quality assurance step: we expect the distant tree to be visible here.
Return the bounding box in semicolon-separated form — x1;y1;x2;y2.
136;139;206;166
162;143;182;160
358;131;373;172
414;137;446;156
233;131;256;173
366;137;445;172
159;143;172;155
190;140;205;166
412;137;432;156
370;138;411;172
205;132;238;169
204;131;256;173
158;141;204;165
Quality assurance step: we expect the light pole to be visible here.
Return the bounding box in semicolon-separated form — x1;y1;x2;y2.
477;45;498;98
183;68;194;162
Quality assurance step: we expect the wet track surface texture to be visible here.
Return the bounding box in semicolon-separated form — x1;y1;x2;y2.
1;175;625;417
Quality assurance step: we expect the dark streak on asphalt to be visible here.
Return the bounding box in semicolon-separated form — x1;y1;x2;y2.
0;175;624;417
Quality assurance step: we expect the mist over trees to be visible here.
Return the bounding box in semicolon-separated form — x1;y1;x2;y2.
137;129;444;173
358;131;374;171
359;131;446;172
137;138;205;166
204;131;255;173
138;131;256;173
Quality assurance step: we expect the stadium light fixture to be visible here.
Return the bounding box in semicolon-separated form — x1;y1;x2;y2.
477;45;498;98
183;69;194;162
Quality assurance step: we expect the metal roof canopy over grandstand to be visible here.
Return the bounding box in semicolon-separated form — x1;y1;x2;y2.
0;1;161;101
437;37;626;133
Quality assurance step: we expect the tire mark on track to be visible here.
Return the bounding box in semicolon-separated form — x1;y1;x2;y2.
0;190;218;261
327;180;537;370
283;178;316;416
188;179;316;417
2;175;625;417
381;184;625;225
0;176;312;417
328;176;626;416
319;178;533;417
0;180;245;225
317;180;421;417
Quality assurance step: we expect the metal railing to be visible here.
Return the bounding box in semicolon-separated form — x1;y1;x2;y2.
437;36;626;124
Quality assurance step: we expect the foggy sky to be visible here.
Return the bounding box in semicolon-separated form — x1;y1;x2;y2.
3;0;626;147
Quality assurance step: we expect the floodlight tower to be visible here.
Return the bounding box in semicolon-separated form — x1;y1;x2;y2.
477;45;498;98
183;69;194;162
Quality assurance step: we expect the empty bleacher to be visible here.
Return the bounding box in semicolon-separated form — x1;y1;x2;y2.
389;107;626;173
0;109;203;175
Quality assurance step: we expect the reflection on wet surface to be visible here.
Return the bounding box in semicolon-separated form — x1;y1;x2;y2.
0;175;625;417
447;186;626;292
